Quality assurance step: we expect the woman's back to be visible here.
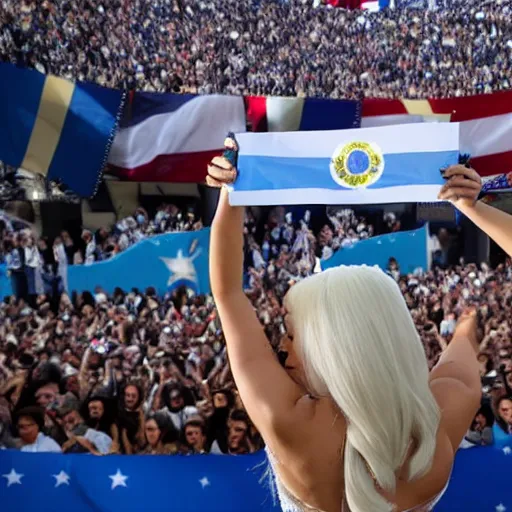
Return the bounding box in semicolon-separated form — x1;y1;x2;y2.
264;394;456;512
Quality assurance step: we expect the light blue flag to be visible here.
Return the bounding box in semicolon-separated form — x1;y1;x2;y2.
229;123;460;206
67;229;211;296
321;225;429;274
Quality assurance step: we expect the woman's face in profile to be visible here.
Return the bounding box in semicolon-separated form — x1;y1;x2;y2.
280;311;307;391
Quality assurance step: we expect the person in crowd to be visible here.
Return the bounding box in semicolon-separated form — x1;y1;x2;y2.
117;382;146;454
461;404;494;448
53;236;68;293
14;406;61;453
82;230;97;266
159;383;199;432
82;394;121;453
141;412;180;455
58;397;113;455
492;395;512;446
206;153;485;512
4;236;26;301
226;409;255;455
183;418;209;454
61;231;75;265
23;232;42;306
0;205;203;287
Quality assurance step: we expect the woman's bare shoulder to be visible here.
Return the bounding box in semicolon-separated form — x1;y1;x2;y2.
394;427;454;511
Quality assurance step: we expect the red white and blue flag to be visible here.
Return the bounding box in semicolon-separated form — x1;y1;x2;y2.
108;90;512;184
108;93;361;183
107;92;246;183
361;91;512;178
244;96;360;133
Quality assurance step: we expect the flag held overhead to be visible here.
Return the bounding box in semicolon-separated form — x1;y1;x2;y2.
229;123;460;206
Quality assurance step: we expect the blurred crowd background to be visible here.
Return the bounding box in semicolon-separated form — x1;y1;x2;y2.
0;0;511;461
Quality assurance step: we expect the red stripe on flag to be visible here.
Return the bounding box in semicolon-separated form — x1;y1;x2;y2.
245;96;268;132
107;149;222;183
363;91;512;121
429;91;512;121
362;99;408;117
471;149;512;177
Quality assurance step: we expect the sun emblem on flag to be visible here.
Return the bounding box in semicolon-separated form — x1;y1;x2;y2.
330;141;384;189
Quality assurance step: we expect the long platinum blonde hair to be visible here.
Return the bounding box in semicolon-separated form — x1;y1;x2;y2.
285;265;440;512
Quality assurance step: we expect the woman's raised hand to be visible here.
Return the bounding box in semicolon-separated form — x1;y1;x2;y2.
206;157;237;188
438;165;482;208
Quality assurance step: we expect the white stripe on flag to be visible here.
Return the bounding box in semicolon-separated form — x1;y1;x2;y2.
460;112;512;158
361;114;424;128
266;97;305;132
108;95;246;168
236;122;459;158
229;185;443;206
361;1;380;11
362;112;512;160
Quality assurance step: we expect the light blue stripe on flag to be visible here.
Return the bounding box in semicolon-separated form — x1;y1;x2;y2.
229;123;460;206
236;151;456;191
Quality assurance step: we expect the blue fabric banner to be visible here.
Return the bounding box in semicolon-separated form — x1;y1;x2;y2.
0;446;511;512
321;225;428;274
68;229;211;296
0;62;124;197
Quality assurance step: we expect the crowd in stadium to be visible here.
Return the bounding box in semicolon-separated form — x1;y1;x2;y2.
0;0;510;98
0;203;512;455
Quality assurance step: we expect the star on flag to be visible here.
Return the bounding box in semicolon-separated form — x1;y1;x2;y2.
199;476;210;489
160;244;202;288
53;471;70;487
496;504;507;512
2;468;23;487
109;469;128;490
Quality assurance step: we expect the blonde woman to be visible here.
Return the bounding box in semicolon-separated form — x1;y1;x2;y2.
207;157;484;512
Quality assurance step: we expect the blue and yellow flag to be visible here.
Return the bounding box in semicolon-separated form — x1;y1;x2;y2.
0;63;124;197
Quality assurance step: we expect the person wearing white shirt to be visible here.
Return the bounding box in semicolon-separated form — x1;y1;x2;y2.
53;237;68;292
60;407;112;455
23;234;42;298
15;407;62;453
160;387;198;431
82;230;97;265
21;432;62;453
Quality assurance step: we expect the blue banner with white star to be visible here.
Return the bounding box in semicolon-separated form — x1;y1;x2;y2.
0;446;512;511
320;225;429;274
68;229;211;296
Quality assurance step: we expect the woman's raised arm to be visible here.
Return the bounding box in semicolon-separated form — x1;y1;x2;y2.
208;156;303;438
439;165;512;257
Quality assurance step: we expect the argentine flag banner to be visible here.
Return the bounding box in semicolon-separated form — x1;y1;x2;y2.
228;123;460;206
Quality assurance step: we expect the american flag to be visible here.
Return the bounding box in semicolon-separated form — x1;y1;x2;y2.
360;91;512;179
